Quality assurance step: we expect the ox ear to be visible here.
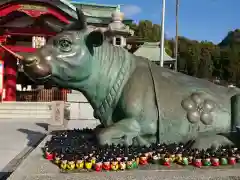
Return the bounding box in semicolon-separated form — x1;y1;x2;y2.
86;30;104;47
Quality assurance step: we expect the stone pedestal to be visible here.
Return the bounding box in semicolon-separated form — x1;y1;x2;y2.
48;101;65;131
48;124;66;132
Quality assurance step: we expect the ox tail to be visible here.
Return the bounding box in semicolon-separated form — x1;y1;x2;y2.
231;94;240;132
147;61;161;144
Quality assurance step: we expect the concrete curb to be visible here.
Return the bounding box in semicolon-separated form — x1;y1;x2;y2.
0;134;47;180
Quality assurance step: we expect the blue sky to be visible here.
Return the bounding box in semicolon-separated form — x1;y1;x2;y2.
79;0;240;43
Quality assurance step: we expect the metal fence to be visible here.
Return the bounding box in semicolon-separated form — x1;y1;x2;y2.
16;89;71;102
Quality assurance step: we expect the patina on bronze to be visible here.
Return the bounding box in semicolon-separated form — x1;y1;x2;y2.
3;9;240;149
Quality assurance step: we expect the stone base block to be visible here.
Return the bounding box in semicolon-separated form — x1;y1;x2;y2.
67;119;100;130
67;102;95;120
47;125;66;132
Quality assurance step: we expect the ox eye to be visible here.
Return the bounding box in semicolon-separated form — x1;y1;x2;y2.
57;38;72;52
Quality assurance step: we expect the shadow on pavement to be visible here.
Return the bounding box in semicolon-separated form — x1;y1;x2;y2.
0;124;48;180
17;122;48;147
17;128;46;147
0;171;12;180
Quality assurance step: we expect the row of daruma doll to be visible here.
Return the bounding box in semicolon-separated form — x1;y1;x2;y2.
44;148;240;171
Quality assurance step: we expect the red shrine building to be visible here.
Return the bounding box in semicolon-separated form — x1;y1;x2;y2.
0;0;78;101
0;0;135;102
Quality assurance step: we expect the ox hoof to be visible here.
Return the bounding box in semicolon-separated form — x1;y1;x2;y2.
192;135;233;150
96;128;136;146
96;128;123;145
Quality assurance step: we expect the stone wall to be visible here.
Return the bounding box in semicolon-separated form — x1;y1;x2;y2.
66;90;101;129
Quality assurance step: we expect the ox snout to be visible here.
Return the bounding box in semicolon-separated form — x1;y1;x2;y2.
23;54;52;81
0;43;52;81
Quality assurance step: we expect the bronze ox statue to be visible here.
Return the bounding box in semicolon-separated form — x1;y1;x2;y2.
2;9;240;149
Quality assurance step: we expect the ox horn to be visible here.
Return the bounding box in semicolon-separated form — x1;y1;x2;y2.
41;8;87;32
76;8;87;29
64;8;87;31
0;44;24;60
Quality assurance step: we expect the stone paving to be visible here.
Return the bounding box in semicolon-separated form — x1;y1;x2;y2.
7;135;240;180
0;120;47;179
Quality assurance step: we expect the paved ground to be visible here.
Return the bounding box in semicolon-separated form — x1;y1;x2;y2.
7;135;240;180
0;118;99;180
0;120;47;179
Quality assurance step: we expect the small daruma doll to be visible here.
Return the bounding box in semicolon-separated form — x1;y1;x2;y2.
60;159;67;170
211;154;220;167
54;154;61;165
188;152;194;165
85;157;93;170
94;159;103;172
175;150;183;164
228;153;236;165
119;159;126;170
151;152;160;164
111;158;119;171
102;157;111;171
66;155;75;170
163;154;171;166
235;150;240;163
181;152;189;166
193;155;202;168
45;148;54;160
139;154;148;165
202;154;211;166
67;160;75;170
220;155;228;165
76;158;84;169
126;157;134;170
135;154;140;166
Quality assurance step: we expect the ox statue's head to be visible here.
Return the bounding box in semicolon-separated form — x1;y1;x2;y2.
1;9;104;89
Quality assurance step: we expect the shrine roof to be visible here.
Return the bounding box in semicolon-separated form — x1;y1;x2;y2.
72;1;118;18
71;1;133;25
134;42;175;62
71;1;118;8
0;0;78;20
0;0;133;25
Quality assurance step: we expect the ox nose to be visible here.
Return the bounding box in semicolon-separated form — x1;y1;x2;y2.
0;44;52;80
23;55;52;80
23;55;39;66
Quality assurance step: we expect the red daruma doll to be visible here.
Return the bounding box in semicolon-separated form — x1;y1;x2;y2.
163;154;171;167
102;157;111;171
228;153;236;165
193;155;202;168
94;159;103;172
211;152;220;167
45;148;54;160
139;154;148;165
